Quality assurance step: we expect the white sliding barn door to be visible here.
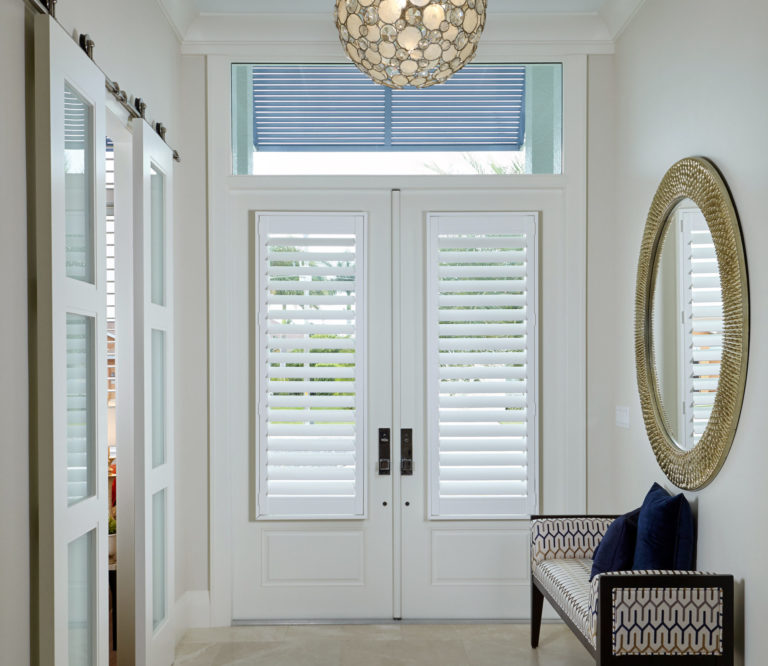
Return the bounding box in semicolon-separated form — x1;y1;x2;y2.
33;14;108;665
132;121;175;666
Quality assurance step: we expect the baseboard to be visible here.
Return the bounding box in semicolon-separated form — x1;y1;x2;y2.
171;589;558;639
174;590;211;643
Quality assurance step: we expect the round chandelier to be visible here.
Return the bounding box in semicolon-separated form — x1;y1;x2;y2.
334;0;487;89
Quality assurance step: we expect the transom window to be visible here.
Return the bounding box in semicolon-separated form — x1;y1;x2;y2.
232;63;562;175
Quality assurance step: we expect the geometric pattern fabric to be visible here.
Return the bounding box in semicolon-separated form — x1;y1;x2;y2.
531;517;614;567
611;582;724;656
533;558;593;642
532;518;725;656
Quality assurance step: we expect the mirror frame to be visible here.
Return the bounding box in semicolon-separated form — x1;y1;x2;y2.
635;157;749;490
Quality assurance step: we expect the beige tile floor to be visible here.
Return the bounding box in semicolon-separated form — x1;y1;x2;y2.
176;623;595;666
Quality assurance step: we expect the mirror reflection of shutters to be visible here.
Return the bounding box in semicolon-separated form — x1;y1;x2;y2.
679;209;722;449
427;213;538;519
256;214;366;518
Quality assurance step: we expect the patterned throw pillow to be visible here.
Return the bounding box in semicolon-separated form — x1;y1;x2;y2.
633;482;695;570
589;508;641;581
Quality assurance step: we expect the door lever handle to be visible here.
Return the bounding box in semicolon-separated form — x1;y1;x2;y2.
400;428;413;475
378;428;391;475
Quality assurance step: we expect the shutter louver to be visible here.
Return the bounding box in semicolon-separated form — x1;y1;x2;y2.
251;65;525;152
427;214;537;518
681;210;722;448
67;313;94;506
64;84;93;282
64;84;89;150
257;215;366;517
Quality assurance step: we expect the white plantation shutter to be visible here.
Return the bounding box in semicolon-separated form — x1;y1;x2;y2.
257;214;366;517
427;213;538;518
66;313;94;505
679;209;722;449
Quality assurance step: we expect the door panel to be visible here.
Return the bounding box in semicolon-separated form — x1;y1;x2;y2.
132;121;176;665
230;190;394;620
33;14;108;664
398;190;545;619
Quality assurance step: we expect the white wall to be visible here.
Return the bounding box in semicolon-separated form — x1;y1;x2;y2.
56;0;181;145
174;53;209;600
586;53;617;512
588;1;768;662
0;1;31;663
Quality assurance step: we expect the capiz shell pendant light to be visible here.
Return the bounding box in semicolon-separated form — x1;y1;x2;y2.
335;0;487;88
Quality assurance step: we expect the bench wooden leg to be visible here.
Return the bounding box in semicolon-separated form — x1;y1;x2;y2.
531;581;544;648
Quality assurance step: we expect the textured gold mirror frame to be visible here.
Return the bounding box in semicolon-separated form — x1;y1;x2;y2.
635;157;749;490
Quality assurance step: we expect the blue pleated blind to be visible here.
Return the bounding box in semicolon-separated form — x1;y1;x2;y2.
251;65;525;152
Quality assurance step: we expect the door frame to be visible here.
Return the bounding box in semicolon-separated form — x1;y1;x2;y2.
206;53;588;626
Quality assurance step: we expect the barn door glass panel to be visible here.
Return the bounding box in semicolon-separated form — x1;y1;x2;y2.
64;84;94;282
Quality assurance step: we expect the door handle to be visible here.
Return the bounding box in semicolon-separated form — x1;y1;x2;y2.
378;428;391;475
400;428;413;475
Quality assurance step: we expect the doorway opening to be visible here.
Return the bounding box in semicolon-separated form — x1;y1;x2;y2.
105;136;118;665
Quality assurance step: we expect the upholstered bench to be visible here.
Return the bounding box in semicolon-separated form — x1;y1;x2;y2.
530;516;734;665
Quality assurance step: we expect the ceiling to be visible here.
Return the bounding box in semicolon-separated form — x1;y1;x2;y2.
192;0;610;15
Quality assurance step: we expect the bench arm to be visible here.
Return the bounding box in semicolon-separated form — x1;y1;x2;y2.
530;515;616;568
590;571;733;661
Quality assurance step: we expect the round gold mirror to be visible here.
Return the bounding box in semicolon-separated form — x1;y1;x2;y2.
635;157;749;489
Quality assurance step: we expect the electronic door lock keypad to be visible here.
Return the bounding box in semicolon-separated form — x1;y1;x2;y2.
400;428;413;476
378;428;391;475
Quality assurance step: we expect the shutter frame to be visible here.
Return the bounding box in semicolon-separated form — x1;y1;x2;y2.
426;213;538;520
256;213;367;519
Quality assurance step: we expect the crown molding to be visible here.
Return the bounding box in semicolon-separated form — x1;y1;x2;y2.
599;0;646;40
158;0;643;55
156;0;198;42
180;12;615;56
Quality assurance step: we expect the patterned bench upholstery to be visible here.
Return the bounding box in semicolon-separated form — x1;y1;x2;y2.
530;516;734;665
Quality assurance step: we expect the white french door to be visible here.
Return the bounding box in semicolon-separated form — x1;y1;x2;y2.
397;190;539;619
227;184;558;620
230;190;394;619
131;121;176;665
33;14;108;664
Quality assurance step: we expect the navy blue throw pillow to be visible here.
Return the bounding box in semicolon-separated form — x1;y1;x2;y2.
633;482;695;571
590;508;641;581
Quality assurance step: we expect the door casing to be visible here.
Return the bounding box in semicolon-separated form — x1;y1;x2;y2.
206;52;588;626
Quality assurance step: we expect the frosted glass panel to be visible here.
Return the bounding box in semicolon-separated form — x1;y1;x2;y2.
151;329;166;468
64;84;94;282
67;314;95;504
152;490;166;630
150;165;165;305
68;530;95;666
